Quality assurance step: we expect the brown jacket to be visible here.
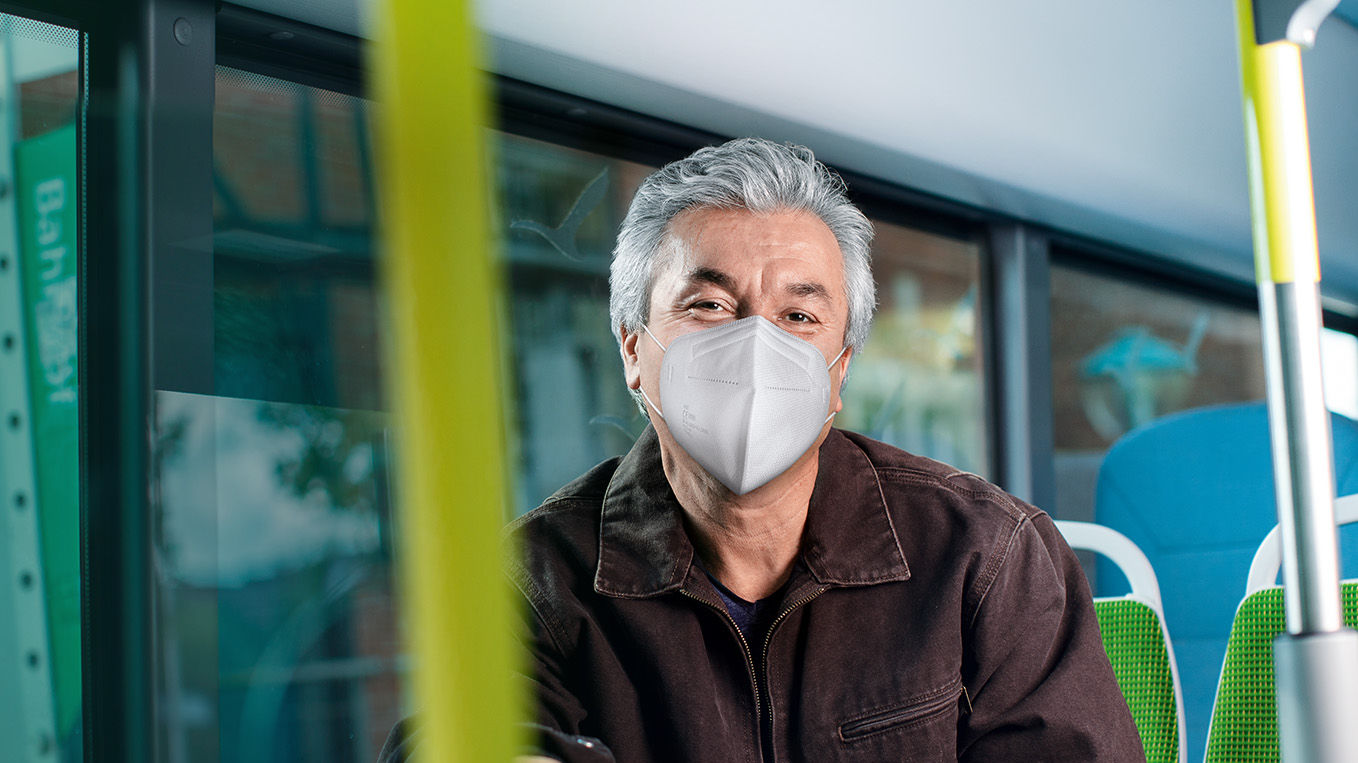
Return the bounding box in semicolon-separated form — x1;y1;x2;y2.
505;426;1144;762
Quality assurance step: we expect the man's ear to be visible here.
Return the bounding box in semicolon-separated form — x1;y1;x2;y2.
620;325;642;391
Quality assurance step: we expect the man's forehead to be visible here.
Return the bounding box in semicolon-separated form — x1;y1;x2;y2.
669;205;830;241
663;207;844;273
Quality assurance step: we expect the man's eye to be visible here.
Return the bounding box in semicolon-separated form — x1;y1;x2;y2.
692;301;725;312
785;312;814;323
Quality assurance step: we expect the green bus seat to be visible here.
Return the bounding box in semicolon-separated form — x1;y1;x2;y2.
1058;521;1185;763
1205;495;1358;762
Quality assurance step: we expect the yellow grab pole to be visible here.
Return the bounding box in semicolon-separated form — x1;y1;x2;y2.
1234;1;1358;760
1236;0;1338;636
1236;14;1321;288
373;1;523;760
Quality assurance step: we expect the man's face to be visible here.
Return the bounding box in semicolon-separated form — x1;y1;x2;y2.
620;206;853;442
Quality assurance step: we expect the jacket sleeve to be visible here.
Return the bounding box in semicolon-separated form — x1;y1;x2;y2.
511;568;617;763
957;512;1146;761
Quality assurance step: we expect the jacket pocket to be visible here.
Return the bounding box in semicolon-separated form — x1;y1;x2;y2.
838;678;963;743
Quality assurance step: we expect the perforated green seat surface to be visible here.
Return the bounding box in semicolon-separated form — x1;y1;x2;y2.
1205;582;1358;762
1095;598;1180;763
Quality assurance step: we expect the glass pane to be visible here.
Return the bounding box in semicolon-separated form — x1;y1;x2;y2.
154;393;393;763
0;15;81;763
1050;266;1267;523
836;223;987;477
496;133;652;515
152;67;395;763
213;69;379;409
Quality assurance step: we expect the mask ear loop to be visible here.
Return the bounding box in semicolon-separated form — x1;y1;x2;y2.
638;324;667;421
824;345;850;424
825;345;848;371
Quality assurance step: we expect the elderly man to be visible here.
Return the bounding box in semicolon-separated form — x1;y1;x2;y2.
503;137;1144;762
380;138;1142;762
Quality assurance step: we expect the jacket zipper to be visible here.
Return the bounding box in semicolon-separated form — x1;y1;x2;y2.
679;589;763;734
758;586;827;762
838;682;962;740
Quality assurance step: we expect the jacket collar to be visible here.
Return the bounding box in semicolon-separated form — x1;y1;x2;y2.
594;427;911;598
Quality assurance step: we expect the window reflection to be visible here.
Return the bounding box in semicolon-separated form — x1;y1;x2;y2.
154;393;394;762
1050;265;1267;523
836;222;987;477
151;68;398;763
497;134;652;514
0;15;80;763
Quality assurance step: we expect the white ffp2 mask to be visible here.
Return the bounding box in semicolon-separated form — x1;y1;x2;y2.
639;316;847;495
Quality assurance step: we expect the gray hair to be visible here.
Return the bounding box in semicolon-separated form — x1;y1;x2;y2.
609;137;876;352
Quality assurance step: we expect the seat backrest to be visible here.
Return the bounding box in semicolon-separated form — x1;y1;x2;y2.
1093;402;1358;762
1057;520;1185;763
1204;494;1358;762
1204;583;1358;762
1245;495;1358;595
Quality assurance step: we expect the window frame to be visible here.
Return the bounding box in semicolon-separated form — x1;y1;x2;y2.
79;2;217;762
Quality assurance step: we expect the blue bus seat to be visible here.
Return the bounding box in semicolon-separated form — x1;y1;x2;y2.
1092;401;1358;761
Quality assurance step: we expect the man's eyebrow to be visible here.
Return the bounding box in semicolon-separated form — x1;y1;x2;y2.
682;266;737;292
785;281;830;301
679;268;830;302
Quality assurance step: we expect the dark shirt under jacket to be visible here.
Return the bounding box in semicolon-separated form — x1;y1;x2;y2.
508;426;1145;762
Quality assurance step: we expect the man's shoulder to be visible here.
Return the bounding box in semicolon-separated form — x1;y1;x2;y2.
831;429;1053;570
835;430;1072;628
835;428;1045;528
508;456;619;533
503;455;621;592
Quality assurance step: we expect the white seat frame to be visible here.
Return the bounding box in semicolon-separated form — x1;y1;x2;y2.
1246;495;1358;596
1206;494;1358;761
1056;520;1188;763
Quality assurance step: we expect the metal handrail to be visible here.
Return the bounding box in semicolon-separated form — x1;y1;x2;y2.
1233;1;1358;759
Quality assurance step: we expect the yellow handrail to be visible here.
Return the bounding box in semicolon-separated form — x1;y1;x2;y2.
373;0;524;759
1234;0;1322;286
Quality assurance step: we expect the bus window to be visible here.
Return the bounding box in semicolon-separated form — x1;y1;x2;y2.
497;133;652;516
1050;262;1269;762
835;222;987;478
151;66;396;763
0;14;80;762
1048;261;1358;762
1049;263;1266;526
